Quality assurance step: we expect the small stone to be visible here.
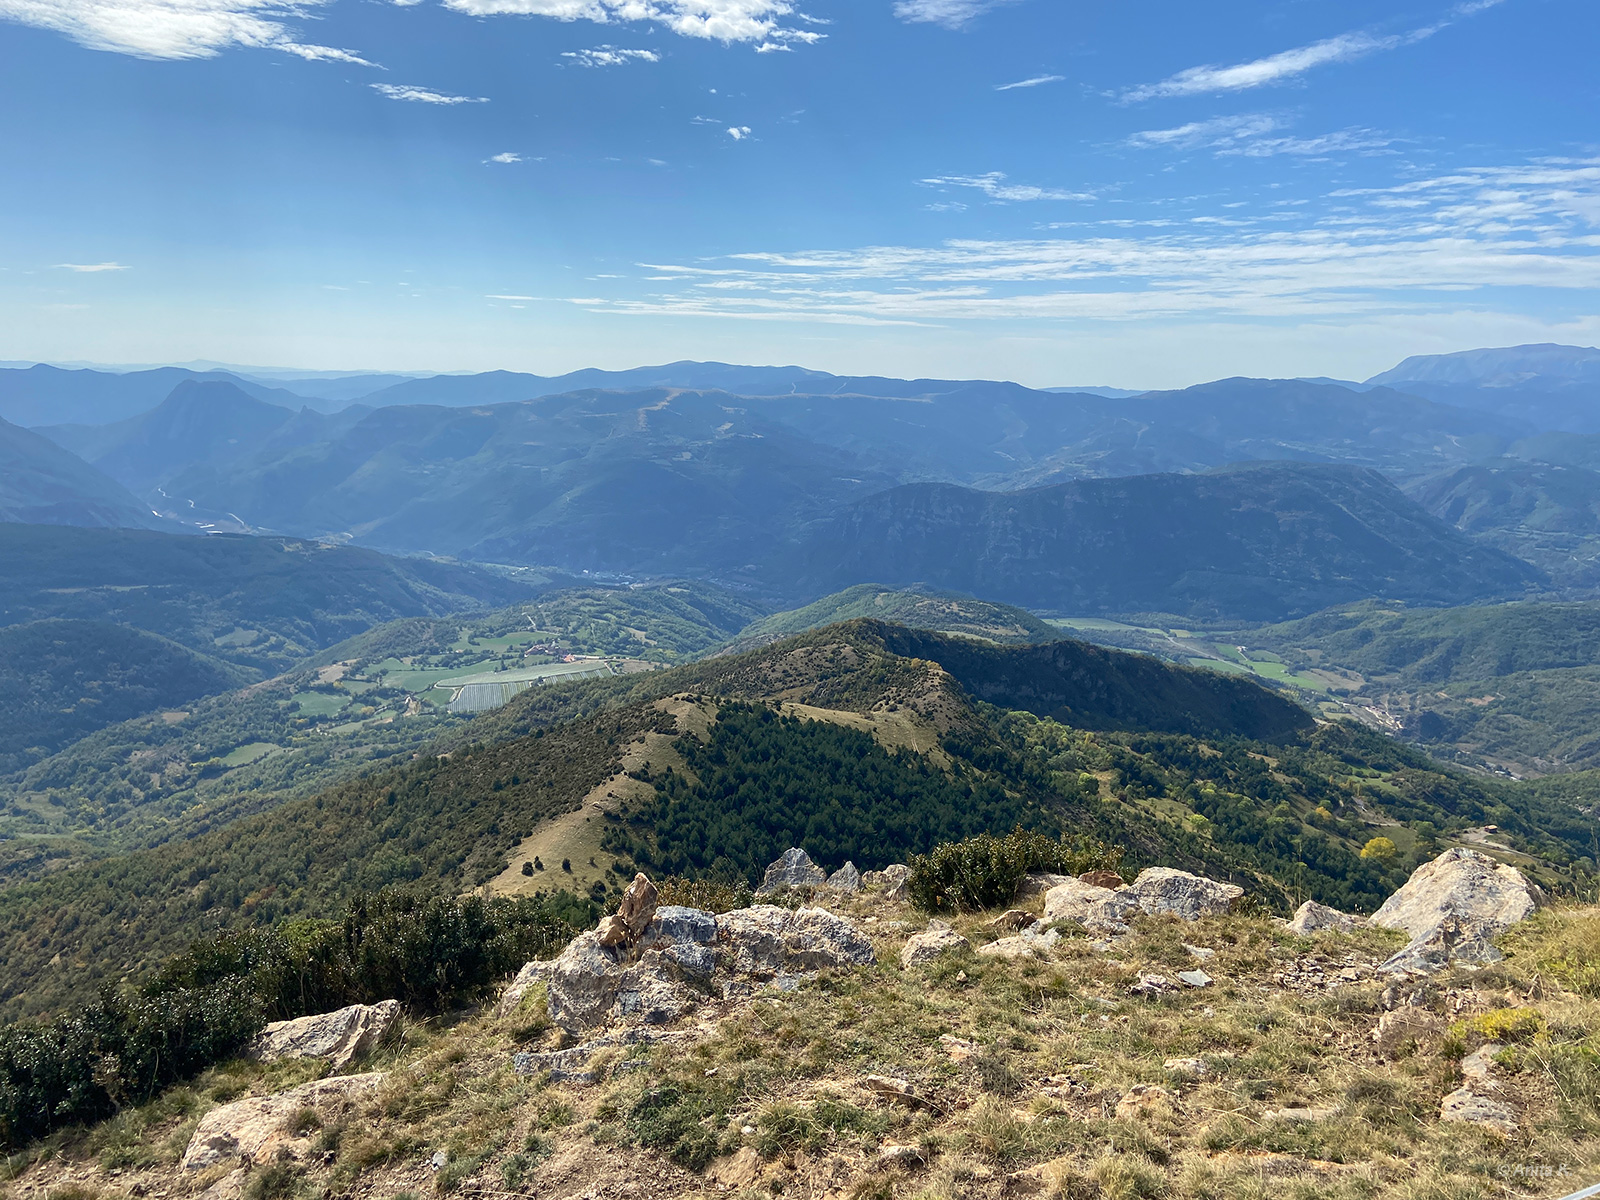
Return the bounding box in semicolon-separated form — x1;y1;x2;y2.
1163;1057;1208;1078
1130;973;1174;996
901;920;971;967
1461;1043;1502;1083
1440;1087;1517;1135
939;1033;978;1062
1177;970;1213;988
864;1075;920;1105
878;1144;925;1167
1183;944;1216;960
1114;1085;1176;1120
430;1151;449;1172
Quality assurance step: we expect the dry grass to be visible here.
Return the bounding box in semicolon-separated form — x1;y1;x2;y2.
7;901;1600;1200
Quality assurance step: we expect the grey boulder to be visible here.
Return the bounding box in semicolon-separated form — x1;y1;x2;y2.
757;847;828;895
1370;848;1543;974
183;1073;385;1170
1288;901;1361;935
900;919;971;967
827;861;862;893
1127;868;1244;919
248;1001;400;1071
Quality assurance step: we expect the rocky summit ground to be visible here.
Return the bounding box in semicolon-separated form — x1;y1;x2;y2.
7;851;1600;1200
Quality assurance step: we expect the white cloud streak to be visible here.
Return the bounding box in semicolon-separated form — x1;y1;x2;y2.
562;44;659;65
371;82;488;103
562;160;1600;328
920;172;1093;203
0;0;377;62
486;152;523;162
437;0;821;48
1124;3;1506;101
54;261;130;271
893;0;1013;30
995;73;1062;91
1128;114;1394;158
727;125;751;139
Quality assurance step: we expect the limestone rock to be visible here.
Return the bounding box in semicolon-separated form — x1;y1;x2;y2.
546;902;873;1031
862;863;911;900
987;909;1040;934
182;1073;385;1170
1461;1043;1501;1083
618;872;659;939
1127;868;1244;919
979;923;1061;959
1441;1086;1517;1135
1371;848;1543;974
248;1001;400;1071
1163;1057;1209;1078
1015;872;1076;901
901;920;971;967
1079;869;1125;890
827;862;862;892
1177;969;1213;988
1288;901;1360;935
1044;878;1142;933
597;915;631;948
757;847;828;895
878;1143;925;1167
716;904;876;977
497;959;552;1016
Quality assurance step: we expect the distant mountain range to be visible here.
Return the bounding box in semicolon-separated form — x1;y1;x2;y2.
2;342;1597;619
0;417;169;531
786;462;1539;619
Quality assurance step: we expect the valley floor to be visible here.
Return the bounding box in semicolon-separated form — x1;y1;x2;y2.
10;891;1600;1200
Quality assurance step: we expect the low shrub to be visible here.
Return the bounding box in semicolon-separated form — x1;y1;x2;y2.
907;829;1123;912
0;885;592;1150
654;876;753;914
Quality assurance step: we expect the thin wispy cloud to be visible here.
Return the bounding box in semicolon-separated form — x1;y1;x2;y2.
486;152;524;163
487;294;537;300
437;0;823;49
371;83;488;104
894;0;1016;30
0;0;378;63
562;45;660;66
568;159;1600;327
996;73;1062;91
1127;114;1393;157
920;172;1093;202
1124;2;1506;101
54;262;130;272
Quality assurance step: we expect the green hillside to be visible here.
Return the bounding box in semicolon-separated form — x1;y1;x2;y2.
0;523;539;675
0;620;251;774
731;584;1060;648
0;619;1588;1021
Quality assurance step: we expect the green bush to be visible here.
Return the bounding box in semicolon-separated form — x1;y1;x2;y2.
0;885;590;1150
906;829;1123;912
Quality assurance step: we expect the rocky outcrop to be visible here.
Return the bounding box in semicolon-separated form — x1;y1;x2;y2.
182;1074;385;1170
1044;878;1142;932
827;862;862;893
542;898;875;1031
497;960;552;1016
978;923;1061;958
862;864;910;899
757;848;828;894
900;919;971;967
1440;1043;1516;1135
1044;867;1239;933
716;905;877;977
248;1001;400;1071
1288;901;1360;935
1127;868;1244;919
1370;848;1543;974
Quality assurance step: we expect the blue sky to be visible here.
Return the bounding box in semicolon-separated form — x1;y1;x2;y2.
0;0;1595;387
